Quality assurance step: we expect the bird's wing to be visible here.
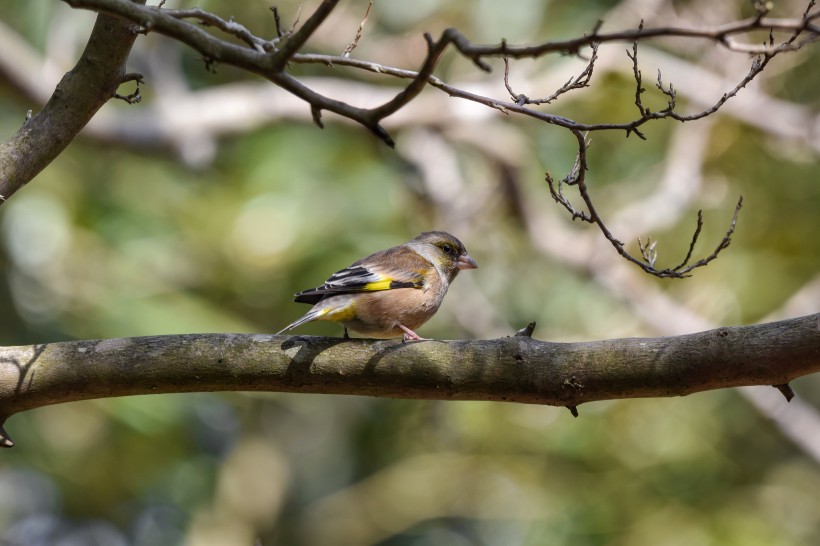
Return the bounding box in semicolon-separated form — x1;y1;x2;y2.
293;246;430;304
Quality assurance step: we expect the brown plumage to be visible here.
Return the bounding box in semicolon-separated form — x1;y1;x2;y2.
277;231;478;340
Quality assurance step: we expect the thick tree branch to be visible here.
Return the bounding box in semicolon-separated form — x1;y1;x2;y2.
0;314;817;448
0;2;145;204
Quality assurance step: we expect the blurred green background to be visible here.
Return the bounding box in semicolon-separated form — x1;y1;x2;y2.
1;0;819;544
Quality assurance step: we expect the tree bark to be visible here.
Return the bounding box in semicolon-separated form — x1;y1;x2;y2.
1;313;817;447
0;2;144;204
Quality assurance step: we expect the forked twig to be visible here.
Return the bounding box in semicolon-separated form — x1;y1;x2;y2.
546;133;594;222
504;42;599;106
549;128;744;278
674;197;743;276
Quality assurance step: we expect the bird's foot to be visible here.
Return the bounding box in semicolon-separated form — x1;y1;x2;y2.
399;324;429;342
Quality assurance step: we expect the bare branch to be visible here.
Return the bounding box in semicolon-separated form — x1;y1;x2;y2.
271;0;338;66
0;3;144;205
504;42;600;105
546;171;592;223
674;196;743;275
269;4;301;42
633;197;742;277
61;0;819;145
655;69;676;113
271;5;284;39
502;56;521;103
162;7;271;52
368;32;453;120
546;128;743;278
63;0;397;145
671;210;703;271
439;11;820;60
545;133;594;223
64;0;264;69
627;30;648;121
1;314;817;448
30;0;819;274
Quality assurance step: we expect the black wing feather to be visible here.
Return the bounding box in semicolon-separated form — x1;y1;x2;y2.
293;263;423;305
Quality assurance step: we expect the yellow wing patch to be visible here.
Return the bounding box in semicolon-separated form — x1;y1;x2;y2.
363;279;393;291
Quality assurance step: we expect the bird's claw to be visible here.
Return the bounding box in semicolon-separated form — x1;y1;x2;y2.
399;324;428;342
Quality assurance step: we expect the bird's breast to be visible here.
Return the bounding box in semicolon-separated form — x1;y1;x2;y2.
352;286;445;332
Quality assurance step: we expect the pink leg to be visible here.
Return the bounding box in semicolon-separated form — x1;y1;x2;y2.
398;323;429;342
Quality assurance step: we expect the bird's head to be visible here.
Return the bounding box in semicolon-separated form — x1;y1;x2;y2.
410;231;478;282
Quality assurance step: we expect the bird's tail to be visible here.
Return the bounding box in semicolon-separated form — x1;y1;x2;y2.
276;308;328;335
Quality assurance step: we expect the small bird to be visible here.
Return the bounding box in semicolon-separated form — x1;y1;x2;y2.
277;231;478;340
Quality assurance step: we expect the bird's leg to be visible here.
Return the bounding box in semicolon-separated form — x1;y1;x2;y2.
398;324;429;342
343;326;350;339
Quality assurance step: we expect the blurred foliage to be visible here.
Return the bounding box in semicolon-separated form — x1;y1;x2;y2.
1;0;819;545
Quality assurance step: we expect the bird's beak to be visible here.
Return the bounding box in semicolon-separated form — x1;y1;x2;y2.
456;253;478;270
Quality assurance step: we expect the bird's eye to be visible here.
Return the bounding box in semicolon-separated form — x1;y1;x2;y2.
441;243;454;255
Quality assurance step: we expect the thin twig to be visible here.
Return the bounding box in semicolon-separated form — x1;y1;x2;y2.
671;211;703;271
271;5;283;38
655;69;676;113
673;196;743;276
342;2;372;58
504;43;600;105
163;8;269;52
503;56;525;104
